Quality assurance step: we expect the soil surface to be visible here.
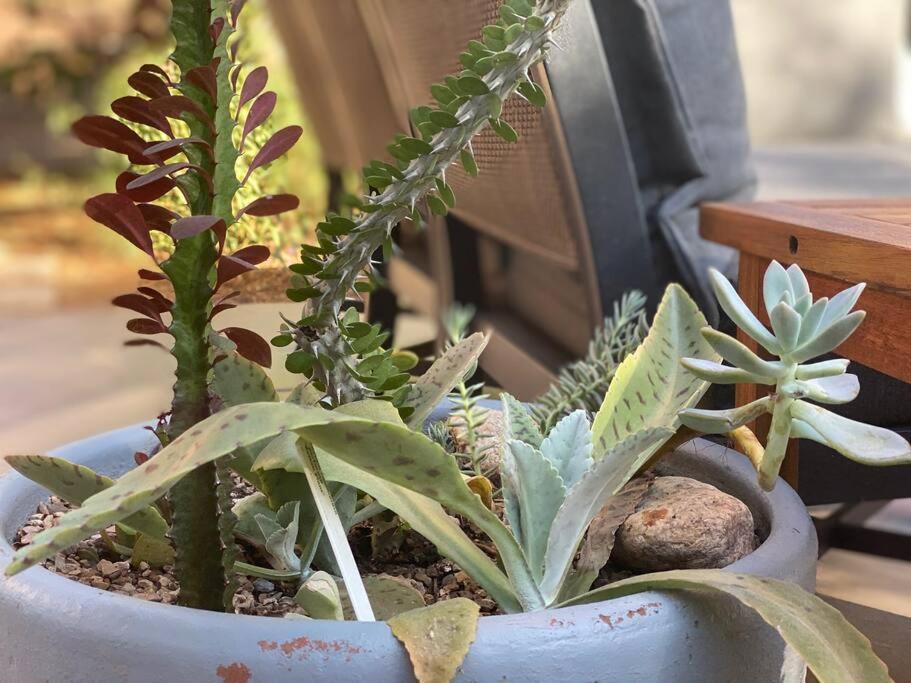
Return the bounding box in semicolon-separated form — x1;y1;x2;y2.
13;485;503;618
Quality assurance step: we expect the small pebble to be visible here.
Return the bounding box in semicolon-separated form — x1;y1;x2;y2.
253;578;275;593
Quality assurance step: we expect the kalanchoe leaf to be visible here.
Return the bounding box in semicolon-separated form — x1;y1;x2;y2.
242;125;302;183
236;193;299;218
240;91;276;146
137;203;179;232
84;193;152;254
116;171;176;203
128;71;170;99
170;215;225;241
237;65;268;111
111;96;174;137
538;410;593;489
221;327;272;368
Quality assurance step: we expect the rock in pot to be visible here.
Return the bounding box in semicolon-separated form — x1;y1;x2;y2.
613;476;756;571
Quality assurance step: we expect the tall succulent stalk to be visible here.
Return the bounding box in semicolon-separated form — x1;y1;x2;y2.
285;0;571;404
71;0;300;610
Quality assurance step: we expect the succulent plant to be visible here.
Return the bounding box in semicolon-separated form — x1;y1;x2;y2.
679;261;911;489
279;0;573;406
532;290;648;432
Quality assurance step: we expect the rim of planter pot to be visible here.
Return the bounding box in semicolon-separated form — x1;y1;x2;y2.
0;420;817;682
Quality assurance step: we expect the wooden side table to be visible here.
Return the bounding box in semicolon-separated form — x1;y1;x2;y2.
700;199;911;487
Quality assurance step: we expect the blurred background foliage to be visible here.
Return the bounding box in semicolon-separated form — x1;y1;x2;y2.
0;0;329;313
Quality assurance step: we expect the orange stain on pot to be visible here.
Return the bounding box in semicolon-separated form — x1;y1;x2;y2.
597;601;662;629
258;637;364;662
216;662;251;683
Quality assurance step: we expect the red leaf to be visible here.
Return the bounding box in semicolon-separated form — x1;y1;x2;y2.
112;293;167;320
237;193;298;218
241;91;276;146
137;287;173;309
111;96;173;138
126;163;195;190
231;245;271;265
242;126;302;183
170;215;225;241
210;302;237;319
238;66;268;111
116;171;176;202
144;137;210;156
71;116;149;164
230;0;247;26
139;64;172;84
138;268;166;281
84;194;152;254
216;254;256;288
221;327;272;368
127;318;168;335
150;96;213;129
187;66;217;101
209;17;225;43
127;71;170;100
230;64;242;91
137;203;179;232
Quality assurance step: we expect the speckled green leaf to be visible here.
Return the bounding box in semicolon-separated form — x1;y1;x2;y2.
406;333;488;428
212;352;278;405
295;570;343;620
592;284;716;457
502;441;565;581
4;455;168;541
501;393;543;448
4;403;354;576
561;569;891;683
388;598;480;683
539;427;673;604
538;410;593;488
339;574;426;621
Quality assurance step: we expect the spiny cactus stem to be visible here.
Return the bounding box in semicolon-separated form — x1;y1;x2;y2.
298;2;568;402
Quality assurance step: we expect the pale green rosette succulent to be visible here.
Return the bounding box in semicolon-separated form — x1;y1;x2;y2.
679;261;911;490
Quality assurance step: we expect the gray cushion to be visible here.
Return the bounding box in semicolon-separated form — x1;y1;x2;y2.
594;0;756;319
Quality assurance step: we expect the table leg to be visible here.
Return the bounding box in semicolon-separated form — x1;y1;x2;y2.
735;253;800;487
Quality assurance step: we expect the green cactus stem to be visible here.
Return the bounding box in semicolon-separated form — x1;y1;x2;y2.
286;0;572;404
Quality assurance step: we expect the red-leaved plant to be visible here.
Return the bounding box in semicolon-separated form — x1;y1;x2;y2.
70;0;299;610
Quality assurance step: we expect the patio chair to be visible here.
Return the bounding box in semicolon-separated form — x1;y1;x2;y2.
355;0;755;398
267;0;450;334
